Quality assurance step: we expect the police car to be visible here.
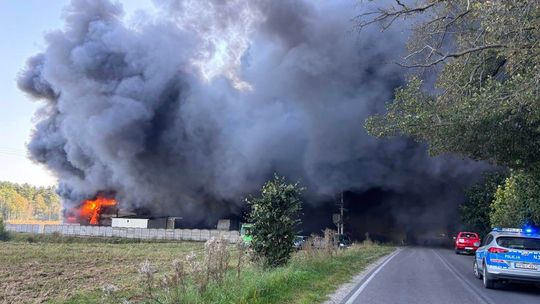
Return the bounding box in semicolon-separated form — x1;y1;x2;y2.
473;227;540;289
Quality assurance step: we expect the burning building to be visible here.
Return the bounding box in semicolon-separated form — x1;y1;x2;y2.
68;195;118;226
63;190;120;226
18;0;489;236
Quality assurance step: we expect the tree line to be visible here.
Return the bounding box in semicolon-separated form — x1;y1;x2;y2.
361;0;539;232
0;181;61;221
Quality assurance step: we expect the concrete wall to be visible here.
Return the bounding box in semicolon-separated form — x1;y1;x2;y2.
5;223;240;243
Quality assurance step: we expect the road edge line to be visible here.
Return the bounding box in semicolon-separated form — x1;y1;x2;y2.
432;249;493;304
343;248;401;304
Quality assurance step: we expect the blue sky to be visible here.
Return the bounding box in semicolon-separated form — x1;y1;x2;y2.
0;0;153;186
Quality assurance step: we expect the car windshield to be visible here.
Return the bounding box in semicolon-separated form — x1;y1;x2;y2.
339;235;351;244
496;237;540;250
459;233;478;238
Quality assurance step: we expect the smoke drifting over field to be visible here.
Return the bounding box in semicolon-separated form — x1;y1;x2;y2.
19;0;486;223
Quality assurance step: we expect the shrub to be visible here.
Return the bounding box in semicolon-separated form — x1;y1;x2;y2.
136;236;233;302
302;235;316;258
0;216;9;241
138;260;158;301
323;229;337;257
234;242;249;281
246;174;304;268
194;236;231;291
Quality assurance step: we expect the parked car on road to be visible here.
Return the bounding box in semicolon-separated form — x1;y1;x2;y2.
473;227;540;289
293;235;307;250
454;231;481;254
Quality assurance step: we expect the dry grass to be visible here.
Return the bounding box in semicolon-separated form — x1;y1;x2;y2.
0;238;203;303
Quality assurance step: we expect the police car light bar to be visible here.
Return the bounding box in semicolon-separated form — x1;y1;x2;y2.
492;227;522;233
492;226;538;235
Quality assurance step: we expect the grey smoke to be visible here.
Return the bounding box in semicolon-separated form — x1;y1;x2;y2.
19;0;487;222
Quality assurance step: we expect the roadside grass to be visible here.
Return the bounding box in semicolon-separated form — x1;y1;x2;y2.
106;243;394;304
1;233;394;304
0;235;204;303
194;245;394;304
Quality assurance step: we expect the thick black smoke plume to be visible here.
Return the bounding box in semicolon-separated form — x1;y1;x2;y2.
19;0;487;223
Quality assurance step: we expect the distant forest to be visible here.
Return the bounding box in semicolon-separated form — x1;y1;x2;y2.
0;181;60;220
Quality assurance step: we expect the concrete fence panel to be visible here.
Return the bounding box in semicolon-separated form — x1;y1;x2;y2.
157;229;166;240
126;228;135;239
191;229;202;241
180;229;190;240
210;230;220;238
82;225;90;236
84;226;91;236
141;228;150;239
98;226;106;237
135;228;143;239
5;224;239;243
200;229;210;241
112;227;121;237
105;226;113;237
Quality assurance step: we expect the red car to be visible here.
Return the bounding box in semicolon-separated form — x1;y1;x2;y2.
454;232;481;254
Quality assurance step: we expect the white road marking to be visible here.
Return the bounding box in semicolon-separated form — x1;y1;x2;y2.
433;249;492;304
344;248;401;304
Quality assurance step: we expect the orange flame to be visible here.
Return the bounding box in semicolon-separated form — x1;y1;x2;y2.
80;196;117;225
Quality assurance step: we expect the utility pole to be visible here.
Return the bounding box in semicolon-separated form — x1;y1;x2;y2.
333;192;346;235
340;192;344;235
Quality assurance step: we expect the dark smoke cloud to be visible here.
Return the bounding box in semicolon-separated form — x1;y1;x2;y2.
19;0;489;222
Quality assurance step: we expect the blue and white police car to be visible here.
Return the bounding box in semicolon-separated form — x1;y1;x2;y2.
473;227;540;289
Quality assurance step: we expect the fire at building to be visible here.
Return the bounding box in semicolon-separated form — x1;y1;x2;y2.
64;194;118;226
64;192;191;230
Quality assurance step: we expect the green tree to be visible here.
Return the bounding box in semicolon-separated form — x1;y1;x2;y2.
460;172;506;235
14;192;31;219
0;188;23;219
491;171;540;227
362;0;540;171
0;188;10;219
246;174;304;268
34;194;48;219
0;216;9;241
44;187;61;220
0;181;60;220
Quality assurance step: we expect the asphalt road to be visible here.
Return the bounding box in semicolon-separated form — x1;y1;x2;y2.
342;247;540;304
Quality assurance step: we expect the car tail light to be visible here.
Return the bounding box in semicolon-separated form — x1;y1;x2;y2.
458;238;465;243
488;247;508;253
